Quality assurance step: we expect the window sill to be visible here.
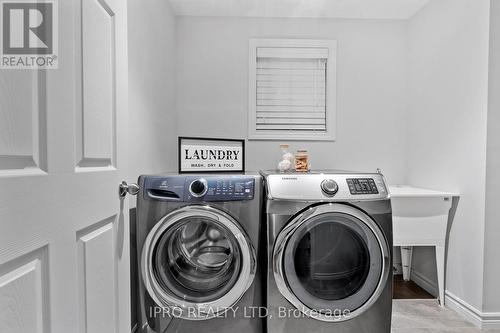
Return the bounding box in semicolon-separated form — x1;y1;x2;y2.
248;132;336;141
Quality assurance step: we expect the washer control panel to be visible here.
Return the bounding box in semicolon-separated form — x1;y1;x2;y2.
347;178;379;195
197;177;255;201
189;178;208;197
143;176;255;201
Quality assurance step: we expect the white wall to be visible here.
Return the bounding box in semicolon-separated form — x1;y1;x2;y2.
128;0;177;186
407;0;490;310
483;0;500;313
128;1;177;330
175;17;408;183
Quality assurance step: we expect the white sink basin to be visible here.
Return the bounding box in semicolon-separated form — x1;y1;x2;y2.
389;185;457;198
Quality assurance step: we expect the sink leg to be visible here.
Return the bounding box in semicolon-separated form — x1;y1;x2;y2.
401;246;413;281
436;246;445;306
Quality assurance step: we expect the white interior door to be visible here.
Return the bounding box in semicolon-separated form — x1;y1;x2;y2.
0;0;130;332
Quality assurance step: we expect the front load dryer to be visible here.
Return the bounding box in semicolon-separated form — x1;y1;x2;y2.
136;174;264;333
261;170;393;333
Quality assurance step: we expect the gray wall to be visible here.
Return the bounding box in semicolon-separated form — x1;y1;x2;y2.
175;17;409;184
406;0;490;310
484;0;500;313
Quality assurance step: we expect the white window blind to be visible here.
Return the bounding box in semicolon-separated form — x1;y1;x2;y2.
249;40;336;141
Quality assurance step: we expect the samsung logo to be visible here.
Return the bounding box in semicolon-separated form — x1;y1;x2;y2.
281;177;298;180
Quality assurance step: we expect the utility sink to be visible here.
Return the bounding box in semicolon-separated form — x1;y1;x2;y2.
389;185;459;306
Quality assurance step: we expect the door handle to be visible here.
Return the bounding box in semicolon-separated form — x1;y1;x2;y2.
119;181;140;198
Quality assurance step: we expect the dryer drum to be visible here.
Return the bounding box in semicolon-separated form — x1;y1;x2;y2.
293;221;371;301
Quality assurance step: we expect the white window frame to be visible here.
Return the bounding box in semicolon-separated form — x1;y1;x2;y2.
248;38;337;141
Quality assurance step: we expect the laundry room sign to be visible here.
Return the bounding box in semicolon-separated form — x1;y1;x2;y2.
178;137;245;173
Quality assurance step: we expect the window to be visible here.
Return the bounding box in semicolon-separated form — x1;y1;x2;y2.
248;39;337;141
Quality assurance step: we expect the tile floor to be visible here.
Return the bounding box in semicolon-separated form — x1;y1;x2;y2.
392;300;500;333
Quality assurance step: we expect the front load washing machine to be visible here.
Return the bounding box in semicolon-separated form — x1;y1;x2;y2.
136;174;264;333
261;170;393;333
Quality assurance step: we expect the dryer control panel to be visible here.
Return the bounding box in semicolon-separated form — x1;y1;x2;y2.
143;176;255;202
347;178;379;195
262;171;389;201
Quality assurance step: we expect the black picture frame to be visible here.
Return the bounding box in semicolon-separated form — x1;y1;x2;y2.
178;137;246;174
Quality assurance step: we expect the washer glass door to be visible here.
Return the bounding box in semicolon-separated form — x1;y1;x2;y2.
142;205;256;320
274;203;389;322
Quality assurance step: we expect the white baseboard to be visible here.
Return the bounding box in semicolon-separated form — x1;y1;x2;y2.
445;291;483;328
410;269;438;297
482;314;500;329
407;269;500;329
445;291;500;330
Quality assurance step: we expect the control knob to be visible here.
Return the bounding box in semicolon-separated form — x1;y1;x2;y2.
189;178;208;197
321;179;339;196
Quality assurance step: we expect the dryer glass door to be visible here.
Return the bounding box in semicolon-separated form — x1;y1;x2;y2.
273;203;390;322
142;206;256;320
